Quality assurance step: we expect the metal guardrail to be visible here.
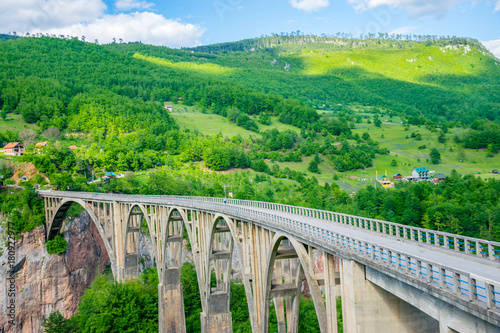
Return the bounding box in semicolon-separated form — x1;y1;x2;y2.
39;191;500;313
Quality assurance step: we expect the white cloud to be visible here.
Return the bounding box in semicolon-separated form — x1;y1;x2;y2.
290;0;330;12
115;0;154;11
43;12;205;48
483;39;500;59
389;26;418;34
347;0;466;19
495;0;500;11
0;0;106;32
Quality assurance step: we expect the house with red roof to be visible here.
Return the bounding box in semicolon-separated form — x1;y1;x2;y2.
3;142;25;156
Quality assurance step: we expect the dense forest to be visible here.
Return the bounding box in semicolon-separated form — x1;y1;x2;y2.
0;35;499;180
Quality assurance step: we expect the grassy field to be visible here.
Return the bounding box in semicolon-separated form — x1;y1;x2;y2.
297;44;491;85
0;114;37;132
350;120;500;179
260;112;500;191
134;53;235;76
169;103;299;140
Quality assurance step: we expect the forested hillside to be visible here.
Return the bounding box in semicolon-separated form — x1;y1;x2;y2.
0;34;385;177
109;35;500;125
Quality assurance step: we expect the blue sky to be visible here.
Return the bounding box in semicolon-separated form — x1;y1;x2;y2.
1;0;499;57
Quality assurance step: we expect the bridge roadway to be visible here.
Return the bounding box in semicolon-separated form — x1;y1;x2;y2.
251;205;500;282
39;191;500;332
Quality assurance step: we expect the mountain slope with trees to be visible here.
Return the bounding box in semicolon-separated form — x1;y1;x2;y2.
109;35;499;125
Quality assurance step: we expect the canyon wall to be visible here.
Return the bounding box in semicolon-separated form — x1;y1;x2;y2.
0;212;110;333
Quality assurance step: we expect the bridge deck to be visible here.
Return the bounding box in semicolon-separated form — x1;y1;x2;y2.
252;206;500;283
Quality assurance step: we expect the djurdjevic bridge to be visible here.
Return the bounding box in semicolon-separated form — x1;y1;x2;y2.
39;191;500;332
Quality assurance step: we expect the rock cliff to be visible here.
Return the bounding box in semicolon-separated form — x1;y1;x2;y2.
0;212;110;333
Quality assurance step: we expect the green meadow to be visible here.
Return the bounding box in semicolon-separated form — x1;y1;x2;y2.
349;118;500;180
170;103;499;191
0;114;37;133
169;103;299;140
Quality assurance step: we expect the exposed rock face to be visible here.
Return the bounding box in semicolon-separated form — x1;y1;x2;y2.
0;212;110;333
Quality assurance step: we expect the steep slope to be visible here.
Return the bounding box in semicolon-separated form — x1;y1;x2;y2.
0;36;316;133
109;36;500;125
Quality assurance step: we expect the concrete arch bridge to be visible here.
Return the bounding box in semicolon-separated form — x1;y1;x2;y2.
39;191;500;333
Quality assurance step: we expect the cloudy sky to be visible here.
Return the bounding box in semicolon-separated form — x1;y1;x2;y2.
1;0;499;57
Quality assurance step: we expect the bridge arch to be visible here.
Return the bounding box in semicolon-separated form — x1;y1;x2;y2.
46;198;117;278
263;233;327;333
202;212;259;333
205;214;235;295
159;206;195;274
122;204;155;280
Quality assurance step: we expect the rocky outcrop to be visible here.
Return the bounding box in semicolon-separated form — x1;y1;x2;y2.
0;212;110;333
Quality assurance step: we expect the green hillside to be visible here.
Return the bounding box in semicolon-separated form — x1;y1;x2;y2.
109;36;500;125
0;34;498;184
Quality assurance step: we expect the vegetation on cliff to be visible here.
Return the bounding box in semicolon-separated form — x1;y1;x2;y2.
0;186;44;238
46;234;68;255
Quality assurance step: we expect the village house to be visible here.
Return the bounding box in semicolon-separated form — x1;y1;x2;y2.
412;166;430;181
377;175;394;188
102;172;117;184
393;173;403;181
104;172;116;179
165;105;173;112
433;173;446;185
3;142;25;156
68;145;78;150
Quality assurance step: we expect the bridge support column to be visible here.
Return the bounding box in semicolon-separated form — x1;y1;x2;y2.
159;268;186;333
113;202;126;282
341;258;438;333
324;253;339;333
200;292;232;333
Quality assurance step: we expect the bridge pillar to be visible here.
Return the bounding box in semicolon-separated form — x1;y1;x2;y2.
341;258;438;333
113;201;127;282
200;292;232;333
159;267;186;333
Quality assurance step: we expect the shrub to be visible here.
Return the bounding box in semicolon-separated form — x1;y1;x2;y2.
46;234;68;255
42;311;74;333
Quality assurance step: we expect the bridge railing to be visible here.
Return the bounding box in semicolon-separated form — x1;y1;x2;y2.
167;198;500;313
163;195;500;262
39;191;500;262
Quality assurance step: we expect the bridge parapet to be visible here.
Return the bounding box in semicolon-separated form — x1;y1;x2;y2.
40;191;500;263
165;195;500;262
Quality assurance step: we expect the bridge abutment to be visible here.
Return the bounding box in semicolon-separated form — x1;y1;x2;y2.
341;258;439;332
365;266;500;333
